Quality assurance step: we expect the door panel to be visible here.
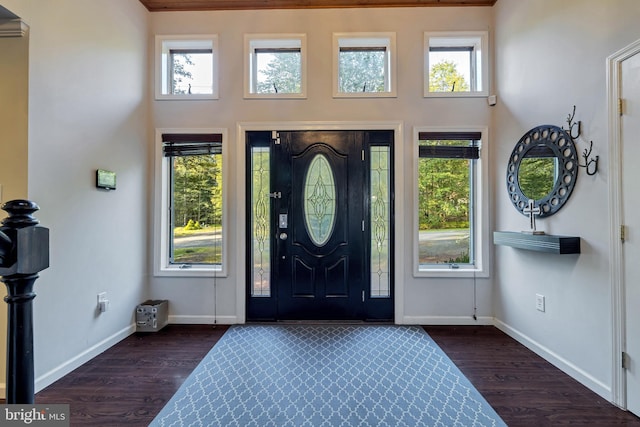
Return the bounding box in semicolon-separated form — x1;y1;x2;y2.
623;50;640;415
274;131;363;320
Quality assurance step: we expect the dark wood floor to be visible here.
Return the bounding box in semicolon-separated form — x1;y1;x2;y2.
33;324;640;426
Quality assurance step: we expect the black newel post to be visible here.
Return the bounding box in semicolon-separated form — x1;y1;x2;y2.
0;200;49;404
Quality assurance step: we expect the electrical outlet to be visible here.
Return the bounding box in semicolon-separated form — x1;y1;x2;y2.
536;294;545;312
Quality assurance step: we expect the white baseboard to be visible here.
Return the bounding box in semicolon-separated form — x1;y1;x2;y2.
402;315;495;325
494;318;611;401
169;315;239;325
35;324;135;394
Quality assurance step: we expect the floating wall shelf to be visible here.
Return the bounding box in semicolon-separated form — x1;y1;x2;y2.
493;231;580;254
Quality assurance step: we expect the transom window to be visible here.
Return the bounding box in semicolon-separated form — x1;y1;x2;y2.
155;35;218;100
155;130;226;276
245;35;307;98
414;129;488;277
424;31;489;98
333;33;397;98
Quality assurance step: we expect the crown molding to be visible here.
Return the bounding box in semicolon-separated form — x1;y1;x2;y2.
0;19;29;38
140;0;497;12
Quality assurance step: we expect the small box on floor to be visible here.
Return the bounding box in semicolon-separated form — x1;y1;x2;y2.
136;299;168;332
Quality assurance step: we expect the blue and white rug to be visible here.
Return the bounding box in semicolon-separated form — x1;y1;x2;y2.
150;325;506;427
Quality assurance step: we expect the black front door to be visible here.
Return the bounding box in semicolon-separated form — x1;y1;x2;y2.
274;131;365;320
246;130;394;321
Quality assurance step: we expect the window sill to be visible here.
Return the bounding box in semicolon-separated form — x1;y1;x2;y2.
423;92;488;98
414;267;488;278
333;92;397;99
155;94;218;101
154;266;227;278
243;93;307;100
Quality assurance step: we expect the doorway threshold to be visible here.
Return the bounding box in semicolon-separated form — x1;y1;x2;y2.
247;319;394;325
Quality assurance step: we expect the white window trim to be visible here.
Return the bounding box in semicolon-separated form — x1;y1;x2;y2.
423;31;489;98
153;128;228;277
244;34;307;99
412;126;490;278
333;32;397;99
155;35;219;100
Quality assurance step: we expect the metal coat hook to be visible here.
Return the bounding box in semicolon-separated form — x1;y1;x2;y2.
564;105;582;139
563;105;599;176
580;140;599;176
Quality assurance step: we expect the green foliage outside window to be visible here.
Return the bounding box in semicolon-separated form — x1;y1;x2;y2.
254;48;388;94
429;60;469;93
256;51;302;94
338;50;386;93
171;154;222;264
171;53;194;95
418;149;470;231
418;144;473;265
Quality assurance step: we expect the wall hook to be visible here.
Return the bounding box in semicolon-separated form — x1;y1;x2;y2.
563;105;599;176
579;140;599;176
563;105;582;140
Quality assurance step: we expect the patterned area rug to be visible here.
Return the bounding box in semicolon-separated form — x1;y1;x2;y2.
150;325;506;427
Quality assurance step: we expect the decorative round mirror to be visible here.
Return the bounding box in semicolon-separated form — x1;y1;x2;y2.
506;125;578;218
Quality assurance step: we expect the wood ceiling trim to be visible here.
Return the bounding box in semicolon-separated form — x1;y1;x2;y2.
139;0;497;12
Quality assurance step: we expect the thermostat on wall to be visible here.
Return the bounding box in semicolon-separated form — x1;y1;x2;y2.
96;169;116;190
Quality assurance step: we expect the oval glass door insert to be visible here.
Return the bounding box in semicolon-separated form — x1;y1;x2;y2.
303;154;336;246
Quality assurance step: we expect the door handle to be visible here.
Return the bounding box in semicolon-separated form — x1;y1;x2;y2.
277;233;287;259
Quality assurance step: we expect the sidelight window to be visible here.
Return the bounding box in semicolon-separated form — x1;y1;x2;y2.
251;145;271;296
370;146;391;297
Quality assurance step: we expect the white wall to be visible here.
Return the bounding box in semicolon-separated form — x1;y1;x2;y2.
0;0;149;393
148;7;495;325
493;0;640;400
0;14;29;392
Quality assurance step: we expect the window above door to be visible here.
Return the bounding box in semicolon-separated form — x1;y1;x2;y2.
244;34;307;99
155;35;219;100
333;33;397;98
424;31;489;98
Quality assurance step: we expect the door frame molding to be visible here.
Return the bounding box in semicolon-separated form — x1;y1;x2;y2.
237;121;404;324
608;38;640;409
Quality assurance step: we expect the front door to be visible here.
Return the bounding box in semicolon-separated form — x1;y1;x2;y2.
247;130;394;321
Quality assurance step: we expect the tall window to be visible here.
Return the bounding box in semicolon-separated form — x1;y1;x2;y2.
250;144;271;296
333;33;397;98
416;130;486;275
424;31;488;98
155;35;218;100
244;35;307;98
155;131;225;276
